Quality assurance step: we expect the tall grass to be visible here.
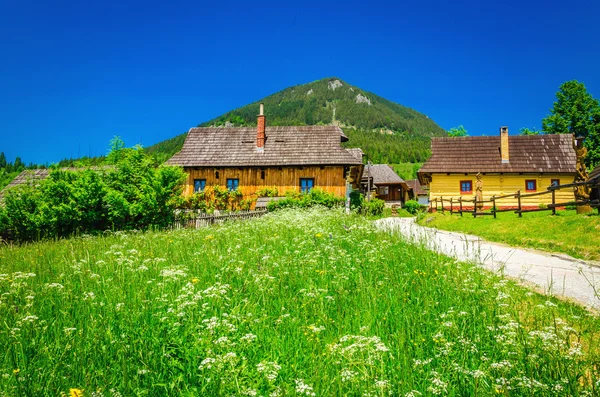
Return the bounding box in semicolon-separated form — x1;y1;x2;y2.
1;208;599;396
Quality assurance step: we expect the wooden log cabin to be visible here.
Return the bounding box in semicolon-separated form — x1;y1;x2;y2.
361;164;409;203
166;104;364;205
418;127;577;208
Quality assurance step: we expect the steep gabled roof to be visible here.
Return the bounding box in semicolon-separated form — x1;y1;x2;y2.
166;126;363;167
405;179;427;196
362;164;406;186
590;166;600;181
419;134;576;174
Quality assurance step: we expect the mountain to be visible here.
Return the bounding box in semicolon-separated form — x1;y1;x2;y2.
147;77;446;164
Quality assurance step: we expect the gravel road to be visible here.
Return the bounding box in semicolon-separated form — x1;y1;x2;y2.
375;217;600;310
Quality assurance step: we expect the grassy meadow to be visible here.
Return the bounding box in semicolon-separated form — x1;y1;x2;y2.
417;210;600;261
2;208;600;396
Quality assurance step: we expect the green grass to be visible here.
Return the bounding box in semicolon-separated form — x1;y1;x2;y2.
417;209;600;261
1;208;600;396
389;163;422;181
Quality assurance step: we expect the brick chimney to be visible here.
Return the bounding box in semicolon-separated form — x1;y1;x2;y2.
257;103;265;150
500;126;509;163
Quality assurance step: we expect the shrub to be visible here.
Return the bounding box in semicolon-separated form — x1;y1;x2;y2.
362;198;385;216
349;190;363;210
256;187;279;197
267;188;344;211
0;141;187;241
404;200;421;215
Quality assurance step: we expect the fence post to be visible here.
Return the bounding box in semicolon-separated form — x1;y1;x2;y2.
459;196;463;217
551;189;556;215
450;197;453;215
492;195;496;219
517;190;522;218
473;196;477;218
441;196;444;214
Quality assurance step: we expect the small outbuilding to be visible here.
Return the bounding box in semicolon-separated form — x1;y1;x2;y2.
405;179;429;205
362;164;409;203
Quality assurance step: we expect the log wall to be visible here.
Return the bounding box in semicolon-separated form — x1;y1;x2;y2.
183;166;347;198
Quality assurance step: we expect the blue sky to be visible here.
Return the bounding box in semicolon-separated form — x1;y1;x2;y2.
1;0;600;164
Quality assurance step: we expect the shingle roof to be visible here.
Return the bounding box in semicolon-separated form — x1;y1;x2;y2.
419;134;576;174
405;179;427;196
590;166;600;181
362;164;406;185
165;126;363;167
0;167;111;201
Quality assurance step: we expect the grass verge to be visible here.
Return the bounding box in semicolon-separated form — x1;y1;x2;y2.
417;210;600;261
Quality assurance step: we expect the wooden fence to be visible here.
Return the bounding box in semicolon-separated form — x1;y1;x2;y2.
173;209;268;229
429;177;600;218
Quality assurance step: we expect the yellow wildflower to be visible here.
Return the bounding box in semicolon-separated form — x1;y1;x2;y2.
69;389;84;397
315;233;322;238
191;278;200;284
13;369;19;375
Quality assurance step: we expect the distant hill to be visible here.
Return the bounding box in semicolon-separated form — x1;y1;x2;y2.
147;77;446;164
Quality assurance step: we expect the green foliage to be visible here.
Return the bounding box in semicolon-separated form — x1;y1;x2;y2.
182;186;248;212
447;125;468;137
256;187;279;197
542;80;600;168
0;151;37;190
519;127;541;135
390;163;423;180
349;190;363;210
404;199;422;215
0;142;187;241
267;188;344;211
361;198;385;215
146;78;446;164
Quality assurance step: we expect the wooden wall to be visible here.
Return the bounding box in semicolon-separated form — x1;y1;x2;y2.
429;173;575;207
183;166;347;198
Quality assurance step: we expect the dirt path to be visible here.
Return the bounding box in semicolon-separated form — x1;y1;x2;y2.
375;217;600;310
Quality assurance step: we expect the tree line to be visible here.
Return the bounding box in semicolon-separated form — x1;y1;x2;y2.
0;139;186;242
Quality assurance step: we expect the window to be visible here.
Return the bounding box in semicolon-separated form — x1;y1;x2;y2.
379;186;389;195
226;178;239;191
300;178;314;193
551;179;560;187
525;179;537;192
193;179;206;193
460;180;472;194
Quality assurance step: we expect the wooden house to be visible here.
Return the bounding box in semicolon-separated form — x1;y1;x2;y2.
361;164;409;203
405;179;429;205
166;104;364;203
418;127;577;208
590;166;600;202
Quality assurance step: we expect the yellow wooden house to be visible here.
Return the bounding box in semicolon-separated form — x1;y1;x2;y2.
418;127;577;208
166;104;364;205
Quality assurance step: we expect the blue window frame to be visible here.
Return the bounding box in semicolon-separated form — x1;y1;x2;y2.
551;179;560;187
460;180;472;194
300;178;314;193
525;179;536;192
226;178;239;191
193;179;206;193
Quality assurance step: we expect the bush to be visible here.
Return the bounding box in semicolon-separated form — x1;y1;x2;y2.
349;190;363;210
182;186;250;212
362;198;385;216
256;187;279;197
404;200;421;215
0;141;187;242
267;188;344;211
